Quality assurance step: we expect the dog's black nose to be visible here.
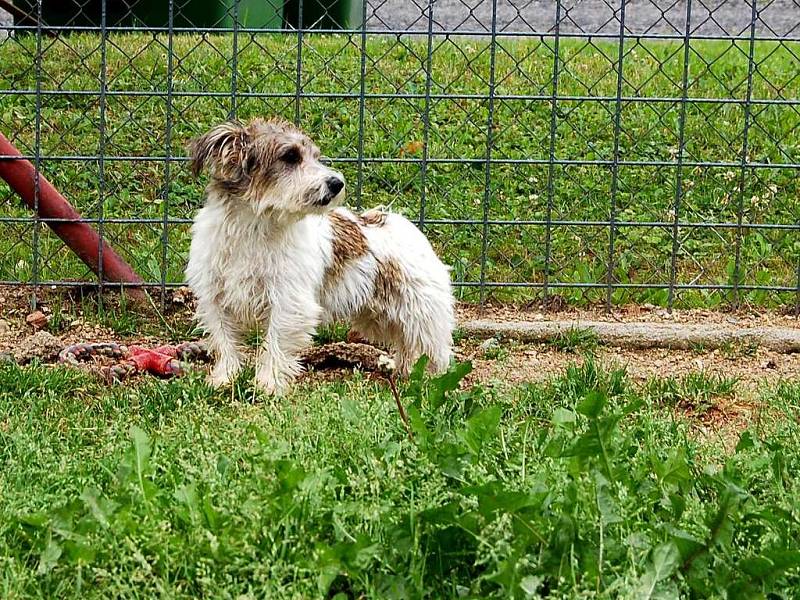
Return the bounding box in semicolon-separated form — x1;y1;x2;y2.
326;177;344;196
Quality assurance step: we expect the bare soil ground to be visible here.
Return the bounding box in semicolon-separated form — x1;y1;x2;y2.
458;301;800;329
459;339;800;390
2;285;798;439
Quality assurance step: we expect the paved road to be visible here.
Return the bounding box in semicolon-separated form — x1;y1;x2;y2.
367;0;799;37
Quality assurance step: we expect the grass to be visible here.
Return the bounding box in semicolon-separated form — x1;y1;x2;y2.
0;34;798;308
1;357;799;597
646;371;739;414
549;326;600;354
313;321;351;345
39;288;199;341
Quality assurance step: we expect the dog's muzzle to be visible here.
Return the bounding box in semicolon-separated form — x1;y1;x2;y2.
317;176;345;206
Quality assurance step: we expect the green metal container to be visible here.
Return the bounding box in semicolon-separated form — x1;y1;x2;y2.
138;0;284;29
16;0;284;29
283;0;364;30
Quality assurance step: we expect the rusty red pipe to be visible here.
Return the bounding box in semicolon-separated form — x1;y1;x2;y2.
0;132;144;293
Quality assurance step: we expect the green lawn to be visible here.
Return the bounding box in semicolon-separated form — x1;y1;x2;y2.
1;358;799;598
0;33;798;307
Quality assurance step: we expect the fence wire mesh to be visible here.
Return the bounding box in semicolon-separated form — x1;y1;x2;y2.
0;0;798;311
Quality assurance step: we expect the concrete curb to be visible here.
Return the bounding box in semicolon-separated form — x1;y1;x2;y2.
462;319;800;353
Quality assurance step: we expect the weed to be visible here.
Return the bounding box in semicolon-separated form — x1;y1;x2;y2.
480;339;509;360
647;371;739;413
45;292;67;333
243;328;263;348
690;341;708;355
313;321;350;345
549;326;600;353
0;351;798;597
720;341;760;359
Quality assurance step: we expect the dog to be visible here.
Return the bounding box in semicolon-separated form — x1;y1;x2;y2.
185;117;455;394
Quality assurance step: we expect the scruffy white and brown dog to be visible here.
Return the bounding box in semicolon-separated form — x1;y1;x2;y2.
186;117;455;394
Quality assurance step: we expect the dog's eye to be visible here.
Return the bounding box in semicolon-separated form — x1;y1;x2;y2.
280;148;302;165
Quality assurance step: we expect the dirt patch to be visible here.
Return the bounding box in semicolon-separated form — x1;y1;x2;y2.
0;284;194;357
458;338;799;449
457;302;799;329
459;339;799;389
9;330;64;363
0;312;159;359
2;284;799;383
2;284;798;431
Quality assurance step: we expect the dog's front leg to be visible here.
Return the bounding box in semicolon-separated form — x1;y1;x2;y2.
198;301;246;387
255;301;320;395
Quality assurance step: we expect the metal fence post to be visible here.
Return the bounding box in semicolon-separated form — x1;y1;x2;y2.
667;0;693;311
733;0;759;309
605;0;628;312
542;0;562;308
478;0;498;305
161;0;175;307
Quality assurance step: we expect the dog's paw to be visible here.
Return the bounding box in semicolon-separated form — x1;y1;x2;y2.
255;357;303;396
254;371;291;396
206;372;231;388
207;360;241;388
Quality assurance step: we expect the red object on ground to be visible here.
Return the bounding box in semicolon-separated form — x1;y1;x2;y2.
127;345;185;376
0;132;144;293
59;341;209;381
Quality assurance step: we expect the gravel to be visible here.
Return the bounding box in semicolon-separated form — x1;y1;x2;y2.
367;0;799;37
0;8;10;41
2;2;797;37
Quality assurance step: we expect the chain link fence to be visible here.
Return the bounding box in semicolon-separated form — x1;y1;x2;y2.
0;0;798;311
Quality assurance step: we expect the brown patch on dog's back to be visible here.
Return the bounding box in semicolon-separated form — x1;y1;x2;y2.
358;209;388;227
373;257;406;305
325;212;369;287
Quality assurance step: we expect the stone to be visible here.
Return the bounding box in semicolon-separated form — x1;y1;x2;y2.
479;337;500;352
25;310;48;329
172;286;193;305
13;331;63;364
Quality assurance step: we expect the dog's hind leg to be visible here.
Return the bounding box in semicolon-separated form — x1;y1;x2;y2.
255;298;321;395
394;296;454;376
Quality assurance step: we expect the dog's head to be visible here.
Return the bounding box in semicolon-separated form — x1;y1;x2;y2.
188;118;345;214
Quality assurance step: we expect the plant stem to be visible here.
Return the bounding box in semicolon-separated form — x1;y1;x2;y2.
387;375;413;440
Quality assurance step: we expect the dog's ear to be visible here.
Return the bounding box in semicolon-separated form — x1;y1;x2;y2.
187;122;250;180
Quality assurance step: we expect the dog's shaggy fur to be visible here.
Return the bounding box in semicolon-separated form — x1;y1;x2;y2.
186;118;455;394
